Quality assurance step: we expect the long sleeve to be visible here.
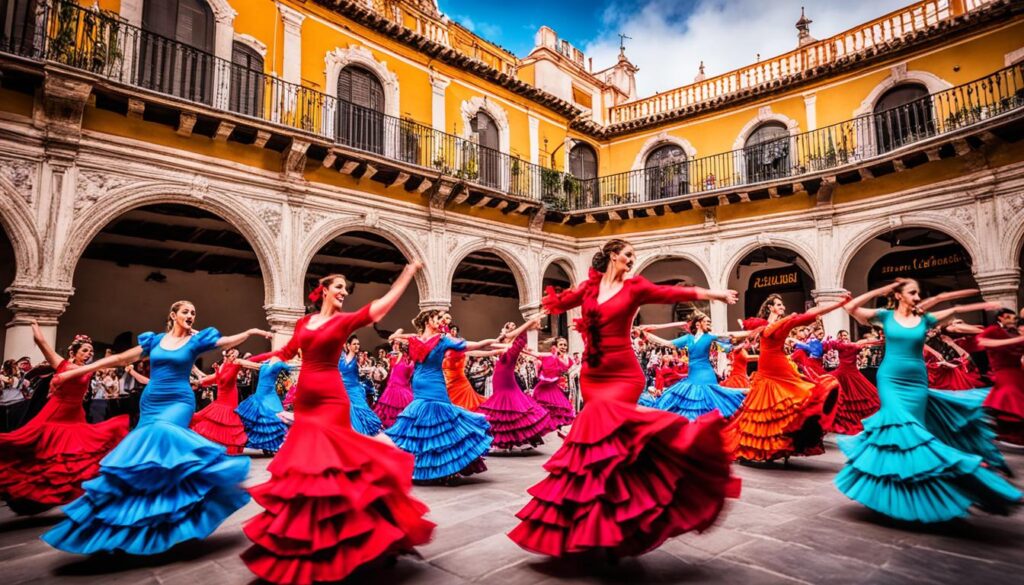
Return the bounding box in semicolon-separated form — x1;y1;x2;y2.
541;283;588;315
631;276;698;306
794;341;814;354
272;318;305;362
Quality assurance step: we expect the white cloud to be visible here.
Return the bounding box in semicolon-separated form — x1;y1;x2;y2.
452;13;503;43
583;0;911;98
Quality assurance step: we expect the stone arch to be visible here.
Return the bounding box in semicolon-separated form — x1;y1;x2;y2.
835;216;983;286
1002;205;1024;271
722;235;820;285
633;251;713;288
297;217;430;303
120;0;237;61
731;106;801;151
631;131;698;171
324;44;401;119
854;66;952;117
540;255;580;288
460;96;510;155
58;184;283;306
233;33;267;58
0;173;40;283
446;240;531;308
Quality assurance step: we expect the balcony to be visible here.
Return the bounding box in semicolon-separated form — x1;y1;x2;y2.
1;1;1022;226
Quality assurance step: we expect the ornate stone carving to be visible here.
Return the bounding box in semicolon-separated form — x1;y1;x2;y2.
76;171;129;211
363;210;380;228
0;158;36;203
190;174;211;198
1002;193;1024;217
253;201;283;236
301;208;330;234
446;233;460;254
948;205;975;232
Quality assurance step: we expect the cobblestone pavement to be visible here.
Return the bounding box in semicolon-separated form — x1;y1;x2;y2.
1;436;1022;585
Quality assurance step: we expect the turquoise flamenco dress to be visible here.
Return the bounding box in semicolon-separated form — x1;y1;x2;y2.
236;359;291;452
385;334;492;481
655;334;746;420
338;354;383;436
43;328;251;554
835;310;1021;522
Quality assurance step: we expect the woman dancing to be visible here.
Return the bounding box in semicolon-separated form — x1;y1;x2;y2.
43;302;270;555
374;337;414;429
530;336;575;431
442;335;489;412
192;348;267;454
236;356;292;454
242;265;434;584
823;330;882;435
509;239;740;558
721;337;756;389
925;333;985;390
0;321;129;515
730;293;846;463
339;335;384;436
979;308;1024;445
644;311;748;420
835;280;1020;522
385;311;496;483
480;319;556;451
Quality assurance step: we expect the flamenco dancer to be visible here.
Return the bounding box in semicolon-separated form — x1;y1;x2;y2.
386;311;495;483
792;327;826;380
509;239;741;558
479;319;557;451
925;333;985;390
339;335;384;436
721;337;756;389
835;280;1020;522
241;266;434;584
236;356;293;454
442;326;491;412
730;293;846;464
642;312;747;420
978;308;1024;445
374;337;414;429
192;348;267;454
43;301;270;555
0;321;129;515
530;336;576;432
823;331;882;435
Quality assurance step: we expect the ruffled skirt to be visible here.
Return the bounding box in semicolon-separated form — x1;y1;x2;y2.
656;381;746;420
928;363;984;391
447;378;486;412
374;383;413;429
241;421;435;584
236;397;288;452
508;400;740;556
730;371;840;462
350;402;383;437
0;404;129;514
192;401;248;454
533;382;576;427
42;420;250;555
385;399;492;481
830;368;881;435
835;389;1020;522
984;368;1024;444
479;390;556;450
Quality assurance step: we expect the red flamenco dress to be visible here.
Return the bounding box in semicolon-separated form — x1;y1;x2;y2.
729;314;840;462
192;360;253;454
0;361;129;514
241;304;434;585
980;325;1024;444
721;349;751;389
443;351;486;411
926;353;985;390
508;270;740;557
823;340;880;435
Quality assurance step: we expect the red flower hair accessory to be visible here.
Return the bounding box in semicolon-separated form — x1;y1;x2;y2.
308;285;324;304
742;317;768;331
72;334;92;344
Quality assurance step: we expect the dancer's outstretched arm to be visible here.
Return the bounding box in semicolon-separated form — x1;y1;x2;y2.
946;322;984;335
500;315;544;343
28;319;63;369
216;328;273;350
845;282;904;325
638;321;688;332
464;338;499;351
930;301;1001;323
369;261;422;322
53;346;144;384
125;364;150;385
977;334;1024;349
917;289;979;312
642;332;679;348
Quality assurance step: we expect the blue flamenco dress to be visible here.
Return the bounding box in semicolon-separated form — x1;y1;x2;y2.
656;334;746;420
43;328;251;554
236;359;291;452
835;310;1020;522
385;335;492;481
338;354;383;436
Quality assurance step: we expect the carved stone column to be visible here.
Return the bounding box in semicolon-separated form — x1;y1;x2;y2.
811;287;850;336
520;302;543;350
975;269;1020;310
264;304;306;351
4;284;73;362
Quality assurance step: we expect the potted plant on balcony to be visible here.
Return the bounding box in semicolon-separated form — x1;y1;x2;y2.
457;156;478;181
540;167;563;197
541;192;569;212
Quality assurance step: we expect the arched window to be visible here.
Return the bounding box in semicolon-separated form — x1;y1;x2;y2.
336;65;386;154
744;122;790;183
873;83;932;153
139;0;215;103
569;142;598;206
645;143;688;200
229;42;264;117
471;111;500;188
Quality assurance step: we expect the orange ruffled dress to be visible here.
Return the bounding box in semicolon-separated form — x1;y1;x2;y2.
443;351;486;411
729;313;840;462
0;361;129;514
720;349;751;389
509;269;739;557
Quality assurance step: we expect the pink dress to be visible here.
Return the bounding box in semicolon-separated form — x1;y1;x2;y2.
479;333;556;449
532;354;575;427
374;356;415;428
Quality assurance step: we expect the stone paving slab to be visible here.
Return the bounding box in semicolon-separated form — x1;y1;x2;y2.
0;436;1021;584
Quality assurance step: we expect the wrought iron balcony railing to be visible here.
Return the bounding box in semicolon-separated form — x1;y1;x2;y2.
1;1;1022;214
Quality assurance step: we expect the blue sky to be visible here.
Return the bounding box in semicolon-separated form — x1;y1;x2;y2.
438;0;912;97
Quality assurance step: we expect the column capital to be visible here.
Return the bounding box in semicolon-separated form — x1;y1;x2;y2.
974;269;1020;309
6;284;74;325
276;2;306;28
418;299;451;312
519;302;543;320
263;304;306;328
810;287;849;303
